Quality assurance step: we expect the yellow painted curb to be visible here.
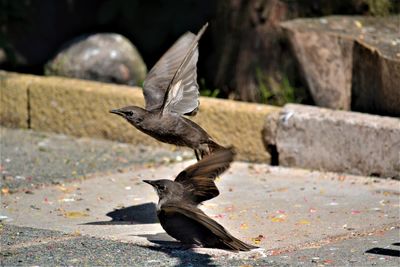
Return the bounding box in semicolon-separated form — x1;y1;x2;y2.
1;71;280;162
0;71;40;128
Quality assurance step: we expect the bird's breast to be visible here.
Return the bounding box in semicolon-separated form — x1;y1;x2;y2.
142;114;180;131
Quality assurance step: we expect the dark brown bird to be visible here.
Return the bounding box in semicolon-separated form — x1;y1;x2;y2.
110;23;223;160
143;148;257;251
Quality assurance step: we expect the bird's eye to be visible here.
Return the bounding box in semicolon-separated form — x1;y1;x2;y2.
158;185;166;191
127;111;133;116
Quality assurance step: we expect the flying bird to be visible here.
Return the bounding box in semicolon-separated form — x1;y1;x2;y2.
143;148;257;251
110;23;224;160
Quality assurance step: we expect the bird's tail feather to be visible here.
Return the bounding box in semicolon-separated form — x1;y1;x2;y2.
201;140;227;159
208;140;225;153
223;235;259;251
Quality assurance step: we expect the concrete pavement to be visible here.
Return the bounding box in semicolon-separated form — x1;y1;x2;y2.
1;127;399;266
0;127;192;191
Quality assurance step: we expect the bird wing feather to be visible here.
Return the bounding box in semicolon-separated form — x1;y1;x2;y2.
162;204;256;251
174;147;234;203
160;23;208;115
143;23;207;115
143;32;196;112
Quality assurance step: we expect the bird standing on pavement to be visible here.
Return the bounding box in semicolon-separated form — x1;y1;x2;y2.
110;23;224;160
143;148;257;251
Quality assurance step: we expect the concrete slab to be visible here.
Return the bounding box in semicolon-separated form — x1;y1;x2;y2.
2;160;399;255
0;225;281;267
1;225;398;266
279;227;400;266
264;104;400;178
0;224;68;249
0;127;192;191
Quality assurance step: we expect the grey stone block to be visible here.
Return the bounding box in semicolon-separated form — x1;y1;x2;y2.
264;104;400;178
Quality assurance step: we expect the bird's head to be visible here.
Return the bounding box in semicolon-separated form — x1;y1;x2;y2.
109;106;146;125
143;179;180;200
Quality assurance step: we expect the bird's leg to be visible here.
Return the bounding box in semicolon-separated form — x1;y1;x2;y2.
194;149;200;161
199;143;210;159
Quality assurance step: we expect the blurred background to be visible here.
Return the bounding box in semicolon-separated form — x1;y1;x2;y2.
1;0;399;113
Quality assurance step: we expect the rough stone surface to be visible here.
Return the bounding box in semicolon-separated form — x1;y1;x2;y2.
192;97;279;162
270;104;400;178
0;71;37;128
281;16;400;115
352;40;400;116
45;33;147;86
27;75;278;162
261;110;280;148
282;26;353;110
28;76;152;142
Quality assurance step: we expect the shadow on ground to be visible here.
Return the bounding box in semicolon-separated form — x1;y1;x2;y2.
138;240;216;266
135;233;220;266
83;202;158;225
365;242;400;257
82;203;218;266
139;245;217;267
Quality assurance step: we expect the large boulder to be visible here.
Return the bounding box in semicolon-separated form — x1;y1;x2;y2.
45;33;147;86
281;16;400;116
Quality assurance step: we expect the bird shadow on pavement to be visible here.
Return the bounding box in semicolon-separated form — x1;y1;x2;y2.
83;202;158;225
82;202;217;266
137;233;217;267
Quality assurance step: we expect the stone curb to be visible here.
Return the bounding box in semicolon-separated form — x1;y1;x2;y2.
263;104;400;178
0;71;280;162
2;71;399;176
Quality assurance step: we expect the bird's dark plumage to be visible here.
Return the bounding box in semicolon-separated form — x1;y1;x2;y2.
143;148;257;251
110;23;223;160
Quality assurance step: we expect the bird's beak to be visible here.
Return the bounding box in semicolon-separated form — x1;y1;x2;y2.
109;109;124;116
143;180;155;187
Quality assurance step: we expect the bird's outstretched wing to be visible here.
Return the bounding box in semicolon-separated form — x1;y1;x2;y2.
143;23;208;115
161;204;257;251
174;147;235;203
160;23;207;115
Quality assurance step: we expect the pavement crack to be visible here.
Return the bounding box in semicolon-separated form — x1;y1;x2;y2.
27;85;31;129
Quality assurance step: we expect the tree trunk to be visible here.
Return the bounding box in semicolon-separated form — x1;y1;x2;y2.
209;0;290;102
